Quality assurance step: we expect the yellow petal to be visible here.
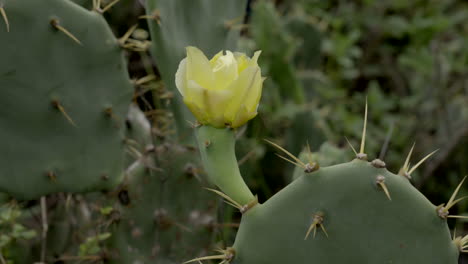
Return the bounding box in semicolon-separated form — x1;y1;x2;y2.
231;105;258;128
209;51;224;67
223;66;262;123
186;46;214;89
185;80;205;108
212;51;239;91
234;52;249;73
244;69;264;113
248;50;262;66
186;80;232;128
175;58;187;96
184;99;210;125
234;50;261;73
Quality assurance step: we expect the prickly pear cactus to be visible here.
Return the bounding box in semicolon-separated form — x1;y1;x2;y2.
106;105;218;263
0;0;132;199
232;159;458;263
188;105;464;264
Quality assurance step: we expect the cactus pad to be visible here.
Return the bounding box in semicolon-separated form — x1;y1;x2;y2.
0;0;132;199
232;159;459;263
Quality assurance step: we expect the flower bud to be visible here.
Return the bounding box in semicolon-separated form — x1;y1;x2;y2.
175;46;264;128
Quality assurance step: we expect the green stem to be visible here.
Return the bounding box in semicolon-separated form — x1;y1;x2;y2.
195;126;254;205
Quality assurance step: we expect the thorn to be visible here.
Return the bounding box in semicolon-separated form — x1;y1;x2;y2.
407;149;438;175
305;141;313;165
101;0;120;13
275;153;304;169
304;212;328;240
437;176;467;218
265;139;306;169
186;120;201;129
359;98;368;155
50;19;82;45
224;16;243;29
118;24;138;46
51;100;77;127
345;137;358;156
303;142;320;173
120;38;151;52
376;175;391;201
46;171;57;182
205;188;242;210
445;176;467;210
0;6;9;32
205;188;257;214
447;215;468;219
134;74;156;86
183;247;235;264
92;0;100;10
142;9;161;24
453;231;468;253
104;107;121;125
138;15;153;20
399;142;416;177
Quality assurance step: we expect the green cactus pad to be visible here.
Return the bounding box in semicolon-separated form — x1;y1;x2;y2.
107;105;217;263
232;160;459;263
0;0;132;199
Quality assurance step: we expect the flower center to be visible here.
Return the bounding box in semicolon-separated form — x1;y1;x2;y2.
213;52;236;72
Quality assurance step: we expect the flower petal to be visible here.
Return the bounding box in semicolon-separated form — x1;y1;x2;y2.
231;104;258;128
185;80;233;128
249;50;262;65
223;66;262;123
212;51;238;91
234;52;249;73
209;51;224;67
175;58;187;96
186;46;214;89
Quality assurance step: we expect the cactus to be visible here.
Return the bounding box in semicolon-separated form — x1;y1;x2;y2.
0;0;132;199
230;162;459;263
0;0;466;263
105;105;219;263
188;104;464;264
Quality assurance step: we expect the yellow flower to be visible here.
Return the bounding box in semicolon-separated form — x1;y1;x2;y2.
175;46;264;128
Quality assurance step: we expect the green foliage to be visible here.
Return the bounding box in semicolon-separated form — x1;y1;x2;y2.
79;233;111;256
0;206;37;247
0;205;36;262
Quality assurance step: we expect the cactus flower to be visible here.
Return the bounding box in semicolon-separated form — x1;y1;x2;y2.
175;46;264;128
